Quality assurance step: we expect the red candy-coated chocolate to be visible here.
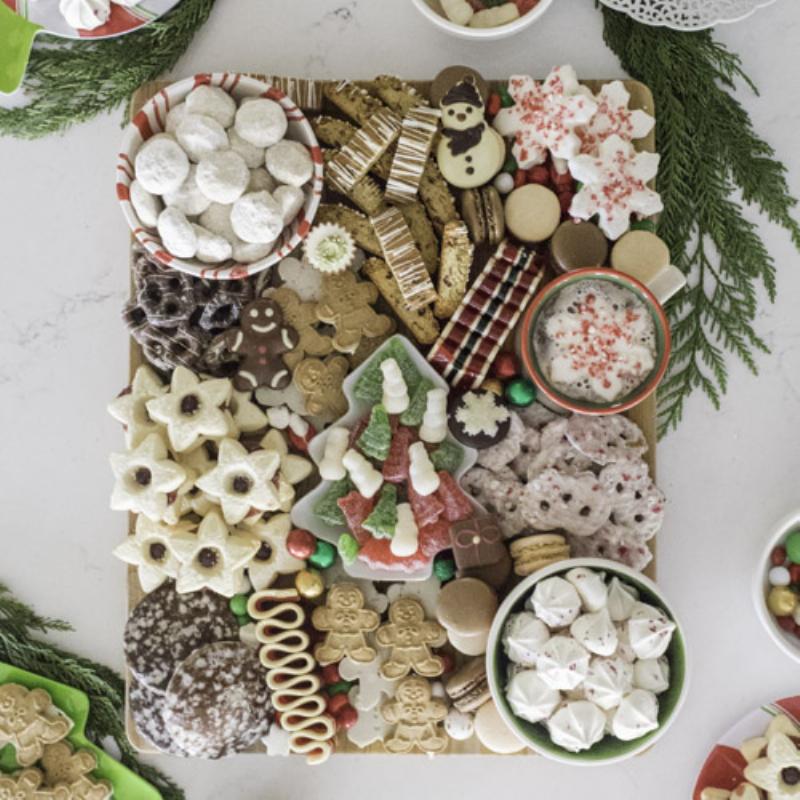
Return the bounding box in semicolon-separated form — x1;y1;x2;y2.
777;615;796;633
772;546;788;566
321;664;341;686
790;565;800;584
514;169;527;188
439;651;456;674
515;0;541;13
286;528;316;560
326;693;350;716
491;351;519;380
558;191;574;215
336;705;358;731
487;93;501;118
527;165;550;185
550;162;574;188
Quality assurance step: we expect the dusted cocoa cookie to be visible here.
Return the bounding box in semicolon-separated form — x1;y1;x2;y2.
128;678;187;756
163;641;272;759
123;580;239;690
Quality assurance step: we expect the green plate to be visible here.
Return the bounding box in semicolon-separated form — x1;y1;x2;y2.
0;662;161;799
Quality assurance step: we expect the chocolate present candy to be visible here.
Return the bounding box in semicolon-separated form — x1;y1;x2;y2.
450;513;506;571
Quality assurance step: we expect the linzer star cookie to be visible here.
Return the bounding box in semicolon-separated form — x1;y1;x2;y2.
107;364;166;449
241;513;305;591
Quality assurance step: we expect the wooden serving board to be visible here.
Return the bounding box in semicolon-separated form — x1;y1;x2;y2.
124;75;657;757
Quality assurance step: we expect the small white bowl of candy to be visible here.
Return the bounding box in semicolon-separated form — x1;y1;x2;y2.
411;0;554;40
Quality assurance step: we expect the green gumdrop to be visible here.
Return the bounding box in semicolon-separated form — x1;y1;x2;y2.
505;377;537;407
430;440;465;473
400;377;435;427
498;85;514;108
229;594;249;617
314;477;354;527
630;218;657;233
337;533;360;564
354;339;422;404
434;557;456;582
357;404;392;461
786;531;800;564
502;154;518;174
309;539;337;570
363;484;398;539
236;614;251;627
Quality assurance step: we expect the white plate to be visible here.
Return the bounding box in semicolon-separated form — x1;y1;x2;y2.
598;0;777;31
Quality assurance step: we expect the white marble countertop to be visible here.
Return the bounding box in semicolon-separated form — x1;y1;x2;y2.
1;0;799;797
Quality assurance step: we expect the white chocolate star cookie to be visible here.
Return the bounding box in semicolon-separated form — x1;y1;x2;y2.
229;389;268;433
107;364;167;448
239;512;304;591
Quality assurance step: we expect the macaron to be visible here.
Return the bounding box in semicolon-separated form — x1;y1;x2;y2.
509;533;571;577
610;229;670;279
504;184;561;243
460;186;505;247
549;220;609;272
444;656;490;713
474;699;525;754
436;578;498;656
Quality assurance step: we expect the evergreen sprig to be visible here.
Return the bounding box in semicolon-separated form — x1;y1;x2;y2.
601;8;800;436
0;0;217;139
0;582;184;800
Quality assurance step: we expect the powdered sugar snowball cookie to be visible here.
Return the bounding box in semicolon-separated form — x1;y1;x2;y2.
230;191;284;244
199;202;236;244
583;656;633;710
610;689;659;741
130;180;162;229
196;150;250;204
627;602;676;660
185;84;237;128
599;460;665;542
233;237;275;264
234;98;288;148
569;134;663;241
58;0;109;30
531;576;582;628
164;166;212;217
570;608;618;657
506;670;561;724
502;611;550;667
565;566;608;613
247;167;277;193
157;207;198;258
547;700;606;753
274;185;305;225
565;414;648;466
193;225;233;264
135;134;190;195
444;708;475;741
129;678;187;755
163;641;271;758
229;130;266;169
176;114;229;162
165;103;189;135
265;140;313;187
607;576;638;622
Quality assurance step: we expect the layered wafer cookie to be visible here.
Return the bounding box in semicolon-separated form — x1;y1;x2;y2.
434;220;474;318
371;207;438;311
363;258;440;344
509;533;571;577
386;106;440;205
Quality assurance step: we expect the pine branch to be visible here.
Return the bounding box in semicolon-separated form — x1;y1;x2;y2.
601;9;800;436
0;0;217;139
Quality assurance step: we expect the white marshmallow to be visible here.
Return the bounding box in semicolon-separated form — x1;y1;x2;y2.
391;503;419;557
163;165;211;217
193;224;233;264
235;98;288;147
408;441;440;496
265;140;314;187
230;191;284;244
266;406;291;430
157;207;197;258
230;129;266;168
59;0;109;30
199;202;236;243
129;180;162;228
273;184;305;225
288;412;309;437
441;0;473;25
380;358;409;414
175;113;229;161
185;84;236;128
165;102;188;134
419;388;447;443
232;237;275;263
319;427;349;481
135;134;190;195
247;167;277;193
342;449;383;499
196;150;249;204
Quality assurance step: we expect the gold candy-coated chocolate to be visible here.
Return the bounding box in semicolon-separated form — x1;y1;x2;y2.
481;378;504;396
767;585;798;617
295;568;325;599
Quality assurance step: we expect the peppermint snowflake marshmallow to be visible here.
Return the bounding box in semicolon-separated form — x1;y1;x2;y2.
568;135;663;241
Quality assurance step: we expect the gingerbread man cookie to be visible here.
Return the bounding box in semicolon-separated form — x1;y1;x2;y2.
264;287;333;370
0;769;70;800
312;583;381;665
214;298;299;391
293;354;350;418
40;742;112;800
316;271;393;355
381;676;448;754
375;597;447;680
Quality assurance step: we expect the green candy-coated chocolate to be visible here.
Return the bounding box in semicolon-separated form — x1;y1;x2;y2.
502;154;518;174
229;594;249;617
498;85;514;108
434;557;456;582
309;539;337;570
786;531;800;564
236;614;251;627
630;218;657;233
505;377;537;407
327;679;355;696
337;533;360;564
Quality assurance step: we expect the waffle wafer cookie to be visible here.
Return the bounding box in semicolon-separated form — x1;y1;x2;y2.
509;533;571;577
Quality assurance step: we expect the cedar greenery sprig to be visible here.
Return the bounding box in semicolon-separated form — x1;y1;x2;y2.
601;8;800;436
0;581;184;800
0;0;217;139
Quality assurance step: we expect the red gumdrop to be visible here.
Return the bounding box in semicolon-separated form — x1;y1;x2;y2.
408;482;445;528
491;351;519;380
286;529;316;560
436;471;473;522
321;664;341;686
383;426;417;483
337;491;376;545
527;165;550;185
326;693;349;716
772;546;788;566
336;705;358;731
777;615;796;633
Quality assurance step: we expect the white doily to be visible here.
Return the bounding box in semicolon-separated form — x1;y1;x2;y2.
599;0;777;30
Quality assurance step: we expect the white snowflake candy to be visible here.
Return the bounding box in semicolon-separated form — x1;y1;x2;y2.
455;391;511;438
493;66;598;169
568;134;663;241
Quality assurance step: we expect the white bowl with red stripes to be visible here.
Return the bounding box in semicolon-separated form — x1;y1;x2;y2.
116;72;324;280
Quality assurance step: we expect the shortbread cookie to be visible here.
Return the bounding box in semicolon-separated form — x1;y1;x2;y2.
381;676;448;754
164;641;272;759
312;584;381;665
40;741;112;799
0;769;70;799
565;415;648;465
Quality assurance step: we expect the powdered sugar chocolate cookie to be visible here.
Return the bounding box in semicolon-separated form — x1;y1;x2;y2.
566;415;648;466
128;678;187;756
163;641;271;759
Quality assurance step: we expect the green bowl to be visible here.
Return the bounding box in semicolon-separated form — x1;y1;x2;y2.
486;558;689;765
0;662;161;799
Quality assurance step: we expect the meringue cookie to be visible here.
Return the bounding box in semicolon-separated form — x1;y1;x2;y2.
274;184;305;225
157;207;197;258
232;237;275;264
265;140;314;187
507;670;561;724
135;134;190;195
229;129;266;168
502;611;550;667
611;689;659;741
165;102;189;135
130;180;162;228
59;0;109;30
584;657;634;711
235;98;288;147
607;576;639;622
230;191;284;244
537;635;590;691
163;165;212;217
570;608;618;657
247;167;277;193
176;114;229;161
628;602;676;660
199;202;236;244
614;623;637;663
566;567;608;612
531;576;582;628
548;700;606;753
633;658;670;694
193;224;233;264
196;150;250;204
185;84;237;128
